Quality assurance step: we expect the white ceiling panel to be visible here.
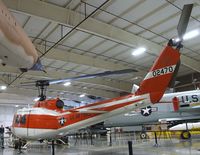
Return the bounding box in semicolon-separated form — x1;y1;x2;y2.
123;0;166;23
185;52;200;60
70;65;90;73
184;36;200;49
84;67;105;74
34;23;58;40
106;0;141;16
178;64;195;76
138;5;178;29
23;17;49;37
11;11;28;26
114;50;133;60
139;31;156;39
111;18;131;29
173;0;200;10
151;36;167;44
41;58;55;66
67;0;81;10
77;3;97;16
96;11;115;23
135;58;155;68
150;14;179;36
161;29;177;40
84;0;107;8
45;0;70;7
126;53;155;66
62;31;90;47
64;62;79;70
46;25;71;43
50;60;66;69
78;37;105;53
190;44;200;52
91;41;118;55
56;45;71;52
77;36;105;51
126;25;144;34
103;45;130;57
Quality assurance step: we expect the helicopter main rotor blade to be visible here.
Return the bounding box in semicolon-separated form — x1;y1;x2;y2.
177;4;193;40
49;69;137;85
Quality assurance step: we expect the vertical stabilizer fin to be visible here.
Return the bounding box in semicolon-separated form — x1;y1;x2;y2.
136;46;180;103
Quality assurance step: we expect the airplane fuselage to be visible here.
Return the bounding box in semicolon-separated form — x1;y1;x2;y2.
104;90;200;127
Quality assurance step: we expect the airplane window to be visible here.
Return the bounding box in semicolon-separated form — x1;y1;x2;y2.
21;115;26;124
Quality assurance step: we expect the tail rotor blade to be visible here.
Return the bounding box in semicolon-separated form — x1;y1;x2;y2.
177;4;193;40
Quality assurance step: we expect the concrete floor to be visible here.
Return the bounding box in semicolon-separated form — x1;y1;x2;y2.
1;139;200;155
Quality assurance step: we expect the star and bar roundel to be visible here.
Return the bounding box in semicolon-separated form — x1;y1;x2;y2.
141;106;152;116
59;117;66;126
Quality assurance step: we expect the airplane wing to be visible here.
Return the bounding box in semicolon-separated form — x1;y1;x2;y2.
179;104;200;112
159;115;200;123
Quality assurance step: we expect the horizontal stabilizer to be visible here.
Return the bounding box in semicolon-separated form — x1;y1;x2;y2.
131;84;139;93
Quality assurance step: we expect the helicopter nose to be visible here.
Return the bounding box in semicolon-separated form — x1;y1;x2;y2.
30;59;45;71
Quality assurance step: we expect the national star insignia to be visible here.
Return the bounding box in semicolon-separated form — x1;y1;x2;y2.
141;106;152;116
59;117;66;126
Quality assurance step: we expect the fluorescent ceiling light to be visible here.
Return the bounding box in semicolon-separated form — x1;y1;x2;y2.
132;47;146;56
34;97;40;102
183;29;200;40
0;85;7;90
64;82;71;86
15;105;19;108
79;94;85;98
174;29;200;42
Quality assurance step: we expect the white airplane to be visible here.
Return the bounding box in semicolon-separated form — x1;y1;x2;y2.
169;122;200;139
103;89;200;139
170;122;200;131
0;1;43;72
104;90;200;126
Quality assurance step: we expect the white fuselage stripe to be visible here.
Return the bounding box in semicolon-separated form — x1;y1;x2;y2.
77;95;140;111
144;65;176;80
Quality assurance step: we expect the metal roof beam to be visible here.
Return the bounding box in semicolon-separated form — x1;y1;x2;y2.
4;0;200;72
36;44;132;71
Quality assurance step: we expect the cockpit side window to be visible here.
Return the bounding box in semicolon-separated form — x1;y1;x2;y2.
15;115;26;124
15;115;20;124
20;115;26;124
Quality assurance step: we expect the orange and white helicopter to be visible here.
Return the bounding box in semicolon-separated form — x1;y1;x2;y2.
12;45;179;140
11;3;192;154
0;1;43;71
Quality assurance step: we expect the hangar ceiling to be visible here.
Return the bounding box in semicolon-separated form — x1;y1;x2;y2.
0;0;200;104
